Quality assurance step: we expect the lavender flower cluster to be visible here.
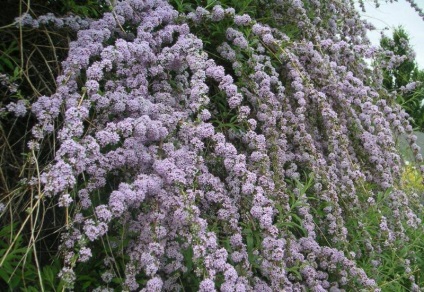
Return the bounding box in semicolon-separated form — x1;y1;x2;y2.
0;74;26;117
28;0;423;290
15;12;91;31
405;0;424;21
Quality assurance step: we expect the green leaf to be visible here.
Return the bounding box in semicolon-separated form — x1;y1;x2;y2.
0;267;10;283
246;231;253;249
286;266;302;280
42;266;55;286
183;247;194;272
1;58;14;71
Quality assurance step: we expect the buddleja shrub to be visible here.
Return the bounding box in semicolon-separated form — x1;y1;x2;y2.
24;0;424;290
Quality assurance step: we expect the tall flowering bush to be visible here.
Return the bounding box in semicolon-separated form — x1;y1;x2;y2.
23;0;424;290
378;26;424;130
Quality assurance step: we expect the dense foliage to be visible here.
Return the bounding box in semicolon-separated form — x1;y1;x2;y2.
2;0;424;291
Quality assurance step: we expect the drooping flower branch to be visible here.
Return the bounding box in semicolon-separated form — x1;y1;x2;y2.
25;0;424;290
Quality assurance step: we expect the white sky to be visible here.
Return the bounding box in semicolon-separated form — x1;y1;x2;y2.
358;0;424;69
